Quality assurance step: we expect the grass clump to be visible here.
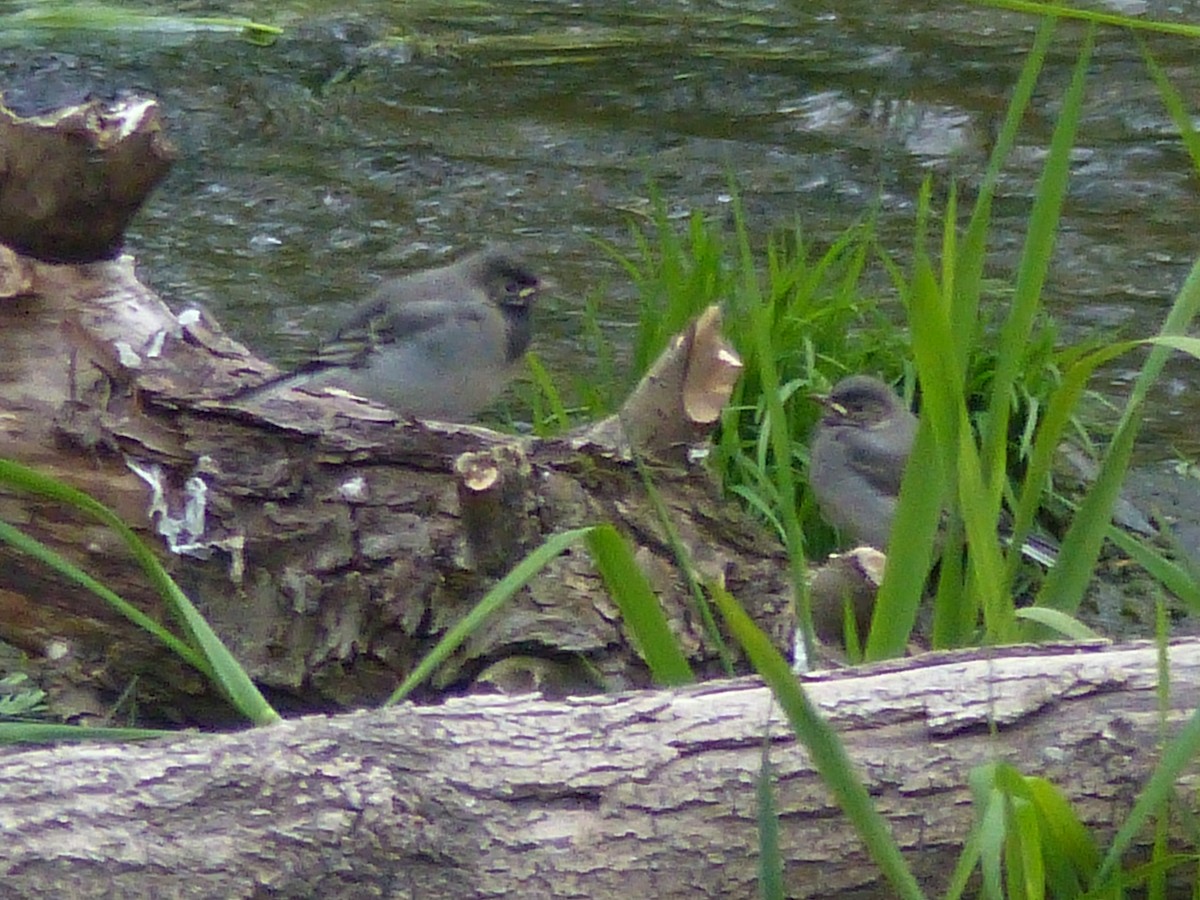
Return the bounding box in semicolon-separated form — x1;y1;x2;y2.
530;14;1200;662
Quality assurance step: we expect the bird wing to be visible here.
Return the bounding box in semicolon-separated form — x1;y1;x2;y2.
842;425;912;496
313;298;488;370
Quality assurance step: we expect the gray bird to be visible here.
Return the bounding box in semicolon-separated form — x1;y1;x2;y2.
808;375;1057;566
237;246;541;420
809;375;916;552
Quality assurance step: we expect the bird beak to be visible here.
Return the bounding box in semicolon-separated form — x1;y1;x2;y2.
811;391;847;417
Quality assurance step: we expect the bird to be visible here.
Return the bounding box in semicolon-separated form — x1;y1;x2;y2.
234;246;541;420
808;374;1057;566
809;375;916;552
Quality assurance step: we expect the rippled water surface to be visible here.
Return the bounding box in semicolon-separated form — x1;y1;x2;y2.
6;1;1200;442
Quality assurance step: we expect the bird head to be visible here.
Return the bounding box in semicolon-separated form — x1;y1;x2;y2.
817;375;905;430
467;245;542;312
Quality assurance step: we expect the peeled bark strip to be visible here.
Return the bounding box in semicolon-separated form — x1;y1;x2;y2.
0;252;793;720
1;639;1196;898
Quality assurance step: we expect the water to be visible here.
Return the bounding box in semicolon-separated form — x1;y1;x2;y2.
7;5;1198;370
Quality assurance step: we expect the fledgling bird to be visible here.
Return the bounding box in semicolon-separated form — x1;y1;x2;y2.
808;375;1057;566
236;246;541;420
809;375;916;552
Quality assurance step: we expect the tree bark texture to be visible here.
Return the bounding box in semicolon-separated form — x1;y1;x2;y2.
1;639;1196;898
0;250;794;721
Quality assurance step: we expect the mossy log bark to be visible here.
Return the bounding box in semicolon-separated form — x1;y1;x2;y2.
1;639;1196;898
0;248;794;721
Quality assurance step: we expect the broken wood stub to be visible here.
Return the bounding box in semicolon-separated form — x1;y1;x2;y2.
0;94;176;263
454;443;536;577
581;305;744;464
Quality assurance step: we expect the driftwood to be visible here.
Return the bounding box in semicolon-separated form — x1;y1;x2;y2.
0;91;800;721
0;247;795;721
0;92;175;263
1;639;1196;898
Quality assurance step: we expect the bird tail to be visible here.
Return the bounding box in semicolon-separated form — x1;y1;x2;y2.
225;360;335;404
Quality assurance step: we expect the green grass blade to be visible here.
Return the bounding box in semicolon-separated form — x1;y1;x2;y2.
1009;795;1045;900
957;423;1014;643
972;0;1200;38
1014;607;1102;640
710;582;925;900
982;24;1093;483
1151;600;1170;900
955;18;1055;372
525;350;573;435
0;723;171;744
943;827;985;900
990;765;1046;900
0;519;208;673
931;517;974;649
633;459;733;674
386;527;594;704
0;459;278;726
5;5;281;42
979;786;1007;900
154;563;281;725
0;459;187;619
1142;335;1200;359
1036;262;1200;614
1107;526;1200;613
585;524;694;686
1094;699;1200;887
756;736;785;900
1026;776;1100;893
867;416;941;658
1138;37;1200;176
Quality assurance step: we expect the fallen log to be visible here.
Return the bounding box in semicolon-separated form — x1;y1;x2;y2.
0;245;795;721
0;90;797;722
0;639;1194;898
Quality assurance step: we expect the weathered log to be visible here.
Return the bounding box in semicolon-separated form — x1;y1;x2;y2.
0;250;794;721
0;639;1194;898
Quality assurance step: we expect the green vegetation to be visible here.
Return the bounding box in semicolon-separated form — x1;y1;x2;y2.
524;22;1200;659
0;4;279;46
519;9;1200;898
0;1;1198;896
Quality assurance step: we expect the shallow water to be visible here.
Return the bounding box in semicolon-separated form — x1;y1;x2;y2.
8;4;1200;395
